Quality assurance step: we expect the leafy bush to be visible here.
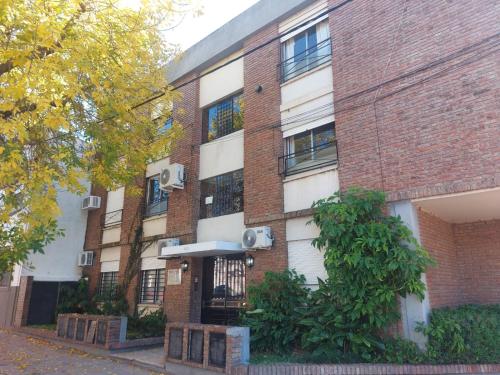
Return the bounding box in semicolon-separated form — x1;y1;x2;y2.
240;270;309;354
94;287;129;316
127;309;166;339
418;304;500;363
301;188;433;359
56;278;97;315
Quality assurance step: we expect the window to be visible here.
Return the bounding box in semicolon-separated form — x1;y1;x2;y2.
145;175;168;217
200;169;243;219
279;123;337;176
280;20;331;82
203;93;243;142
98;272;118;299
160;117;173;134
139;269;165;304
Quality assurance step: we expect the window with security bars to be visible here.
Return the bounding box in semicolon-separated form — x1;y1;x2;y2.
98;272;118;299
200;169;243;219
139;269;165;304
203;93;243;142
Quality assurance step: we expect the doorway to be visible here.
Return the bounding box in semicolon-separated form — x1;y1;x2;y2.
201;255;245;325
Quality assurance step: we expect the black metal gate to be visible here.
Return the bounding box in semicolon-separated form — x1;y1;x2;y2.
27;281;77;325
201;255;245;325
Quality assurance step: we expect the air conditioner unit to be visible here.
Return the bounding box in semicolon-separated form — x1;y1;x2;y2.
158;238;181;256
242;226;273;249
78;251;94;267
160;164;184;191
81;196;101;210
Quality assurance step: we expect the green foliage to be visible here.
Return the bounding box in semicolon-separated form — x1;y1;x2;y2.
417;304;500;364
56;278;97;315
240;270;309;354
127;309;166;339
301;188;433;359
95;287;129;316
377;338;424;364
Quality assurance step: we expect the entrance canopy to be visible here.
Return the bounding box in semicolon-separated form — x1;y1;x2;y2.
412;187;500;223
158;241;243;258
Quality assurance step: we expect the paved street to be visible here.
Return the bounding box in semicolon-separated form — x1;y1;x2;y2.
0;330;163;375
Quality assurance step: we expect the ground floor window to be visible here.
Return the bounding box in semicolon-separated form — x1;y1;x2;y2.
98;271;118;298
139;269;165;304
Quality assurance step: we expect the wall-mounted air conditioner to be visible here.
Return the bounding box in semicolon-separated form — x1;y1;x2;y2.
81;196;101;210
160;164;185;191
78;251;94;267
157;238;181;256
242;226;273;249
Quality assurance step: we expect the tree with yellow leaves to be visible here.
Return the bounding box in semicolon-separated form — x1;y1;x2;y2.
0;0;187;274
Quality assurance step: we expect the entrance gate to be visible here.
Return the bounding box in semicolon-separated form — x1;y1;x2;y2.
201;255;245;325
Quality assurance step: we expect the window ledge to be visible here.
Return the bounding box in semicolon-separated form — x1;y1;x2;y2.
283;163;337;182
103;223;121;230
280;59;332;88
143;213;167;222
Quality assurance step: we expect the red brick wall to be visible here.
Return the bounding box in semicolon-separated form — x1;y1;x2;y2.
418;209;463;308
454;219;500;305
243;22;288;286
329;0;499;201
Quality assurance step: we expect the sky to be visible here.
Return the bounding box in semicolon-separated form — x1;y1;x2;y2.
164;0;260;51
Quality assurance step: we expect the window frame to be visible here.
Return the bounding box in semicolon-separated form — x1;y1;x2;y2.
280;19;332;83
280;122;337;177
200;169;244;219
98;271;118;299
144;174;168;218
139;269;165;305
202;92;244;143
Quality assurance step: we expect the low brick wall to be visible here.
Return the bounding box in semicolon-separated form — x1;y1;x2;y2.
232;363;500;374
165;322;250;374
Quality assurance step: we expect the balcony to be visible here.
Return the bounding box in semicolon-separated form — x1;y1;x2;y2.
279;140;338;177
279;38;332;83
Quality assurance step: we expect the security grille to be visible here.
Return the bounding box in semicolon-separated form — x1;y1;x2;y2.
76;319;85;341
139;269;165;304
208;332;226;368
204;94;243;142
98;272;118;299
200;170;243;219
188;329;204;363
96;321;107;345
66;318;76;339
168;328;183;359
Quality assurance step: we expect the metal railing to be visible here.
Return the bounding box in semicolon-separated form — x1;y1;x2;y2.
279;140;338;177
144;199;168;218
101;209;123;227
279;38;332;83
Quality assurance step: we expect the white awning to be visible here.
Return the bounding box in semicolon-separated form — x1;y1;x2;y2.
158;241;243;258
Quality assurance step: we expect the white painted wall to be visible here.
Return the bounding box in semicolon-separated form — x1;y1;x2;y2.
199;51;244;108
197;212;244;243
283;168;339;213
100;246;121;262
199;130;244;180
17;182;91;282
146;157;170;178
143;216;167;238
279;0;327;35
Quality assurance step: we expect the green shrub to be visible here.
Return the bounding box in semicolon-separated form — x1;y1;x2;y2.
127;309;166;339
301;188;433;360
56;278;97;315
240;270;309;354
417;304;500;363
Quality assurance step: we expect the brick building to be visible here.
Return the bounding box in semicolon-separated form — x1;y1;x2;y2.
82;0;500;346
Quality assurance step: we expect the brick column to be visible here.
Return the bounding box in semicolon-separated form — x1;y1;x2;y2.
13;275;33;327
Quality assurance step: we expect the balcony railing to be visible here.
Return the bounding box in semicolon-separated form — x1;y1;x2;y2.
279;140;338;177
101;209;123;227
279;38;332;83
144;200;167;218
